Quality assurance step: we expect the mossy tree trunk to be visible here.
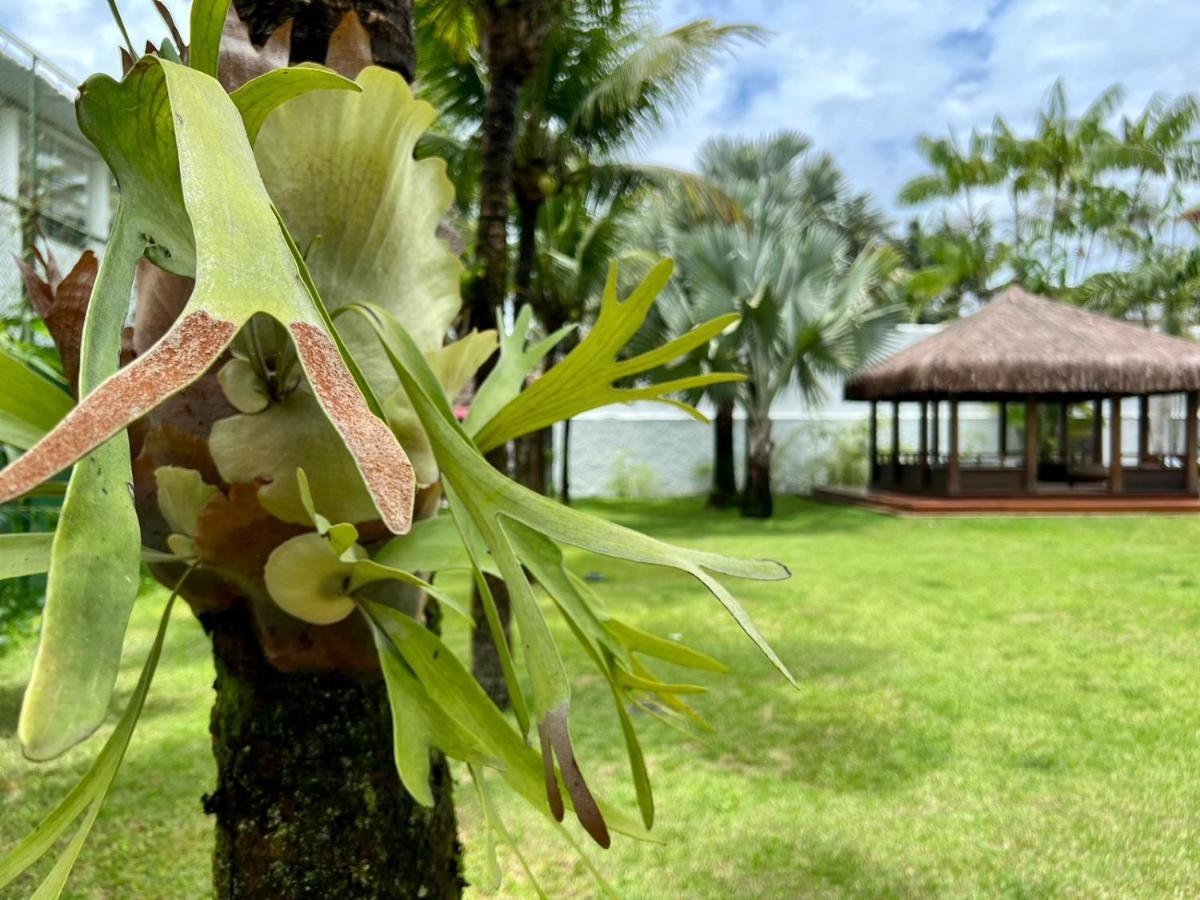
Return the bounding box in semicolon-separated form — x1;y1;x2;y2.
202;608;462;899
188;4;463;896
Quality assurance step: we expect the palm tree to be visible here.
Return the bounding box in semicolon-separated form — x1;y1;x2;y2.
418;0;755;498
1078;246;1200;334
897;216;1007;321
639;133;898;517
418;1;759;321
897;129;1002;230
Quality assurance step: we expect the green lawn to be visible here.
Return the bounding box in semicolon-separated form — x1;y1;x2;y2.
3;499;1200;897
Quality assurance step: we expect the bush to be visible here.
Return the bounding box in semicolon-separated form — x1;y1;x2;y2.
606;449;660;498
773;420;869;492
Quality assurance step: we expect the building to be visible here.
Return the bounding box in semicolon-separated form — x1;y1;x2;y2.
820;286;1200;514
0;27;109;320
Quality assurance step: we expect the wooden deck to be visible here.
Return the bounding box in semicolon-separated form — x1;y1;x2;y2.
813;484;1200;516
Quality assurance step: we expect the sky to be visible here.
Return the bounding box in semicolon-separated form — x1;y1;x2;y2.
1;0;1198;221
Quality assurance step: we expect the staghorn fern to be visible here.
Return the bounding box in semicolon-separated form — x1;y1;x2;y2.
0;0;794;894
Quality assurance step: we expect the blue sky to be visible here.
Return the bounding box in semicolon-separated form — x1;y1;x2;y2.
2;0;1198;221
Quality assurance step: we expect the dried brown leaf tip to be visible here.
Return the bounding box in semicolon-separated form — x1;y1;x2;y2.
16;248;97;397
218;6;292;91
154;0;187;59
0;310;238;505
540;703;611;848
324;11;373;79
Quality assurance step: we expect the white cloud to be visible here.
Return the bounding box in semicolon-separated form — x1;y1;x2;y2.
0;0;190;81
645;0;1200;218
1;0;1195;221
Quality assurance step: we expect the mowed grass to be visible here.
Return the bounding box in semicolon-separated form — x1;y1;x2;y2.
2;499;1200;898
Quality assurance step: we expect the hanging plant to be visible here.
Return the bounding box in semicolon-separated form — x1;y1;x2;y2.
0;1;793;894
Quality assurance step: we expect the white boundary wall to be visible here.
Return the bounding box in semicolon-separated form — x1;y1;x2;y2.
552;323;1189;499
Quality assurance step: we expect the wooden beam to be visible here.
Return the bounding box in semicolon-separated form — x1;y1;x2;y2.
998;401;1007;461
918;401;929;487
1109;396;1123;494
931;401;940;462
868;401;878;485
1024;398;1038;493
891;401;901;486
1137;395;1150;465
1186;391;1198;495
1091;399;1103;463
947;401;960;496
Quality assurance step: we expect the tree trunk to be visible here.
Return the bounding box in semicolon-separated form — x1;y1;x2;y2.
466;2;557;705
194;4;462;893
232;0;415;80
203;607;462;899
741;411;774;518
514;429;547;495
560;417;572;505
709;398;737;508
471;444;512;708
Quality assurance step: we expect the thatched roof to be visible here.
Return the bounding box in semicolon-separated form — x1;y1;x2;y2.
845;286;1200;401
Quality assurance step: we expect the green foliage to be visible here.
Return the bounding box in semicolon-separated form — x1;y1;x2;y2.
0;16;793;894
0;585;181;897
0;343;72;451
473;260;741;452
19;211;143;762
7;504;1200;894
343;297;792;846
896;80;1200;322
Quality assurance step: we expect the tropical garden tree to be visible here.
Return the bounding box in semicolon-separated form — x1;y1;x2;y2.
897;80;1200;323
635;132;899;517
416;0;757;701
0;1;796;896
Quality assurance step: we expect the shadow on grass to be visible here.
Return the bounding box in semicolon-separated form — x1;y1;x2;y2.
782;835;940;896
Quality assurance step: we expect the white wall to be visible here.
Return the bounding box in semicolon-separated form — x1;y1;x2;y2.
553;325;942;499
553;324;1191;499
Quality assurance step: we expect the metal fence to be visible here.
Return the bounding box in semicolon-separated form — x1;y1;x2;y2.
0;27;109;329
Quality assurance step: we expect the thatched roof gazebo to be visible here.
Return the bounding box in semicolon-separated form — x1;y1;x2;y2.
828;286;1200;512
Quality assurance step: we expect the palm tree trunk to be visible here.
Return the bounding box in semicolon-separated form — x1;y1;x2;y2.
191;5;463;893
472;442;513;708
741;409;774;518
232;0;415;78
467;2;557;706
204;606;462;898
515;430;548;494
511;185;552;494
709;398;738;508
560;417;572;504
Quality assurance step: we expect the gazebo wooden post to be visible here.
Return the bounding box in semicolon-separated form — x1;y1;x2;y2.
947;401;960;496
918;401;929;487
891;401;901;486
1186;391;1198;495
998;401;1007;462
1091;399;1103;464
1058;403;1069;463
1137;395;1150;465
1023;397;1038;493
868;401;878;486
1109;396;1123;494
931;401;940;463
